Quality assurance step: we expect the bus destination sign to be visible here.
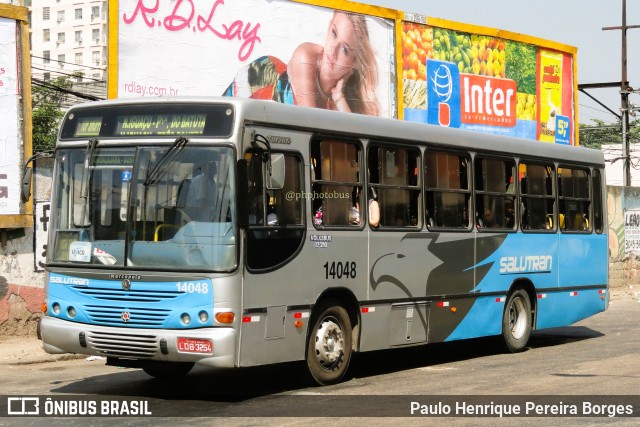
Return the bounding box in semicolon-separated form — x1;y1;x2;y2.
114;114;207;136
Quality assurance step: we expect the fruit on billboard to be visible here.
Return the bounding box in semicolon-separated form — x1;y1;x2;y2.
401;22;432;81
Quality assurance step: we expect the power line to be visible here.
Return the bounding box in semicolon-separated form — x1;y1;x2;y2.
32;78;104;101
31;54;106;72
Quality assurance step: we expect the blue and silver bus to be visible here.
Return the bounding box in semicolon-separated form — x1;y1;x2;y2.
35;97;608;385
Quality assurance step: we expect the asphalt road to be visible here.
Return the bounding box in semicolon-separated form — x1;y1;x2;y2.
0;293;639;426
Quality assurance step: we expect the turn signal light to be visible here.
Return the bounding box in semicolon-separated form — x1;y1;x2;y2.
41;302;47;313
215;312;235;324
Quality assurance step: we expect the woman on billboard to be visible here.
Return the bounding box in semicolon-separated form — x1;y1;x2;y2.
223;11;380;116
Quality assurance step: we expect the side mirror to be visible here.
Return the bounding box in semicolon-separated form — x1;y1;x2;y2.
20;151;54;203
20;167;33;203
267;153;285;190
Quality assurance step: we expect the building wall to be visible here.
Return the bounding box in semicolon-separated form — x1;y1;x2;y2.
29;0;107;83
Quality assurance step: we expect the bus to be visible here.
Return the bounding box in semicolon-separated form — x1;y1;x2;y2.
34;97;608;385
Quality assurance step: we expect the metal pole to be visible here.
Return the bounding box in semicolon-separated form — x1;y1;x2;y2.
621;0;631;187
603;0;640;186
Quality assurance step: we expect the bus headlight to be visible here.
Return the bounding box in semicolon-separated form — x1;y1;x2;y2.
67;306;76;318
198;311;209;323
181;313;191;325
52;303;61;315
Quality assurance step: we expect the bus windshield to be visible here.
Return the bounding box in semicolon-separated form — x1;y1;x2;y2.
50;145;237;271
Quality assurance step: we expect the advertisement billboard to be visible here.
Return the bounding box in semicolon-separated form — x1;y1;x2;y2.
109;1;578;144
401;16;577;145
111;0;397;117
0;4;32;228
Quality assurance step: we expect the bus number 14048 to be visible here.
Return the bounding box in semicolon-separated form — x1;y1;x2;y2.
176;281;209;293
323;261;356;280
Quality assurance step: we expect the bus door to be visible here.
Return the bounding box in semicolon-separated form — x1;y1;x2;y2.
239;128;308;366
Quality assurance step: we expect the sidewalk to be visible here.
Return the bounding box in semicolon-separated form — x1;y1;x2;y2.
0;286;638;366
0;335;87;366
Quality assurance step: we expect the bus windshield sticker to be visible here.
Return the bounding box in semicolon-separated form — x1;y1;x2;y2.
68;241;92;263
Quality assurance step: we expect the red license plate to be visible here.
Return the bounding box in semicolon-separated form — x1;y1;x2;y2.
177;337;213;354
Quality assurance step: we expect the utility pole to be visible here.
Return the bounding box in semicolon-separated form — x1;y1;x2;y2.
603;0;640;187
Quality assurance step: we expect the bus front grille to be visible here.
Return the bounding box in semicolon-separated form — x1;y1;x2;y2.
72;286;182;303
85;305;171;327
87;330;158;358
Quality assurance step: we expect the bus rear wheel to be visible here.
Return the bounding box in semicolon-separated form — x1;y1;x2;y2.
306;302;352;386
502;289;532;352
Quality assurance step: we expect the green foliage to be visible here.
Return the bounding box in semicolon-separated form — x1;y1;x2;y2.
31;76;75;152
505;42;537;94
579;118;640;149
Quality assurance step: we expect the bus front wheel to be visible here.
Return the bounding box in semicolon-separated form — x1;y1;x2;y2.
306;301;353;386
502;289;532;352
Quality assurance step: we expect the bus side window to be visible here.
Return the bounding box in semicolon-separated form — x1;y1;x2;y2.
311;139;362;227
368;145;420;228
424;151;470;229
558;166;590;232
474;157;515;231
519;162;554;231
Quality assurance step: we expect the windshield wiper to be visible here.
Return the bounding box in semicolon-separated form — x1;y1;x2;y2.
75;139;98;227
143;137;189;187
80;139;98;199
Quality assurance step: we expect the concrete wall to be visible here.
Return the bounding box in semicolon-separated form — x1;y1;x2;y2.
0;180;637;335
607;186;640;289
0;159;51;336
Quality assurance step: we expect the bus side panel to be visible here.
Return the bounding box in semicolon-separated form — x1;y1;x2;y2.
240;229;369;366
533;233;608;329
440;233;559;342
363;232;477;349
473;233;560;293
558;233;608;288
441;296;504;342
535;288;607;329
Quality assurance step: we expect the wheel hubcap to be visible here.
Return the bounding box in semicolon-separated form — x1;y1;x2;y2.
314;317;344;368
509;297;527;339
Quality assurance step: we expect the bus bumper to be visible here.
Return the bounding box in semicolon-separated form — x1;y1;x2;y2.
40;316;236;368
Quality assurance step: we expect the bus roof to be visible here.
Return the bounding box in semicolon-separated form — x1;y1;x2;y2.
62;97;604;167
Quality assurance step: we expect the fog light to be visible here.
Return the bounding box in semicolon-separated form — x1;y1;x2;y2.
181;313;191;325
199;311;209;323
67;306;76;318
52;303;61;314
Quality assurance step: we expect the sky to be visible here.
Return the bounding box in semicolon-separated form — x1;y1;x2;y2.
365;0;640;125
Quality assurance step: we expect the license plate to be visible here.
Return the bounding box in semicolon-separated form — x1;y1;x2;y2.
177;337;213;354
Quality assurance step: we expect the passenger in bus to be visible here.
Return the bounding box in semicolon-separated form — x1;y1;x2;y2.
223;11;380;116
479;207;497;228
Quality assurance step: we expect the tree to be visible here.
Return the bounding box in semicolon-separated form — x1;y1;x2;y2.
31;75;75;152
579;118;640;149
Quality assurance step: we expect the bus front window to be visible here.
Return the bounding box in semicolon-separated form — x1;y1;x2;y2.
50;146;237;271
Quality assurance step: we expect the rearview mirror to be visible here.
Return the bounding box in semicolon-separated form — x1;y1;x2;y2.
20;167;33;203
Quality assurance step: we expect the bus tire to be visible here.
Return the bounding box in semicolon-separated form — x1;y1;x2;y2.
502;289;532;353
306;301;352;386
142;362;194;379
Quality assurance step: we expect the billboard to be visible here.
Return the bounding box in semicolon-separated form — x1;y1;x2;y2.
0;4;31;228
0;17;19;215
111;0;397;117
401;16;577;145
109;1;578;144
